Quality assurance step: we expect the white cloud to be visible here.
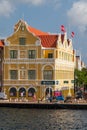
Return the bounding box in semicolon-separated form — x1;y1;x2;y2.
0;0;45;17
20;0;61;7
0;0;15;17
0;0;46;17
0;0;61;17
67;0;87;33
20;0;45;6
49;0;61;9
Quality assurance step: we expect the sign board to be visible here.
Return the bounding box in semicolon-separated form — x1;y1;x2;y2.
41;80;59;85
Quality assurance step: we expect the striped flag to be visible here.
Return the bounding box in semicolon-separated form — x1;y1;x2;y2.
71;32;75;38
61;25;66;32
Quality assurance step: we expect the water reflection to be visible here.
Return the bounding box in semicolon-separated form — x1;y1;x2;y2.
0;108;87;130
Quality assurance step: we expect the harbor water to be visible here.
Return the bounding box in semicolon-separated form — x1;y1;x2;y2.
0;108;87;130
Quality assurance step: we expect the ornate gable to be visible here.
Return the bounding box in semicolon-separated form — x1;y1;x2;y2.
57;33;73;51
6;20;40;46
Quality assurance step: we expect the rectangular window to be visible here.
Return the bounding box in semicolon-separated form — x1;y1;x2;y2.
43;70;53;80
64;81;69;83
10;50;18;59
28;50;36;59
48;53;53;58
10;70;18;79
19;37;26;45
28;70;36;79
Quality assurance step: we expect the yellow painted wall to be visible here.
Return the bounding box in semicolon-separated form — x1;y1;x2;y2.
3;20;75;100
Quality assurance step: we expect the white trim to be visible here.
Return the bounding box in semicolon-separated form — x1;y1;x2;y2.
8;86;17;91
27;86;37;92
42;64;54;71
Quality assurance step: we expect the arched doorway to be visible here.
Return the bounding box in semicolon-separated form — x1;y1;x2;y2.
9;87;17;97
28;88;36;97
19;87;26;97
46;87;52;96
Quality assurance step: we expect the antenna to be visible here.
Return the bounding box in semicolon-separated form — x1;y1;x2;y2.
67;23;71;39
22;13;24;20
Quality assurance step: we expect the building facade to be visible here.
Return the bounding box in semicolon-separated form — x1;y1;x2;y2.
3;20;75;101
75;55;86;70
0;40;4;92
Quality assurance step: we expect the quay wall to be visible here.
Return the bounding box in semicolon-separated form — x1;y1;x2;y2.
0;102;87;109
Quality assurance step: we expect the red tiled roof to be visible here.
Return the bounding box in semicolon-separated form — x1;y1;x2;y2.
0;40;3;47
28;26;58;48
39;35;58;48
15;20;67;48
28;26;49;36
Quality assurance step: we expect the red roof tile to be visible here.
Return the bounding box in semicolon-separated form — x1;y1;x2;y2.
15;20;68;48
28;26;49;35
28;26;58;48
39;35;58;48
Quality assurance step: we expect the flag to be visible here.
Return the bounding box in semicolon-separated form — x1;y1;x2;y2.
71;32;75;38
61;25;66;32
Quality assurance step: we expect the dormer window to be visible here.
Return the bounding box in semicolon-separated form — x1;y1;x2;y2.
19;37;26;45
48;53;53;58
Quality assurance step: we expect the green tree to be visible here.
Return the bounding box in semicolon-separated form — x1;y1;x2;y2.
74;68;87;91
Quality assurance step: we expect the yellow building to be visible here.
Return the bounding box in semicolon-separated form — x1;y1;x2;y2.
3;20;75;101
0;40;4;91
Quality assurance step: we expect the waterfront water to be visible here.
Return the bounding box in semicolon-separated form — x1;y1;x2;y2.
0;108;87;130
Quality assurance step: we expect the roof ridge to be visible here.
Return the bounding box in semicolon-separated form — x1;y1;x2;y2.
28;25;49;36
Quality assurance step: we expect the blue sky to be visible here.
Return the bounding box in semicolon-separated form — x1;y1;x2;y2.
0;0;87;64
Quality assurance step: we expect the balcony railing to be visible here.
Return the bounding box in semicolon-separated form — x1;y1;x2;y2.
3;58;55;64
3;58;75;65
3;79;41;86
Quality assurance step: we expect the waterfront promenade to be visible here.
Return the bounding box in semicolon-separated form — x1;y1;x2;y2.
0;98;87;109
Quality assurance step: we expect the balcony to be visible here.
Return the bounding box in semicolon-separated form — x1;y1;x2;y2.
3;79;41;86
3;58;55;64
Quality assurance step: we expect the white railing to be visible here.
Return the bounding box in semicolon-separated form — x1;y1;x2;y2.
3;58;55;64
3;80;41;86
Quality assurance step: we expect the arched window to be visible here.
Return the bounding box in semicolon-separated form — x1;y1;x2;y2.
28;88;35;97
9;87;17;97
43;70;53;80
43;65;53;80
19;87;26;97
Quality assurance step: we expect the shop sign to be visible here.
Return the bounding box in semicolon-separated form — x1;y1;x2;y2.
41;80;59;85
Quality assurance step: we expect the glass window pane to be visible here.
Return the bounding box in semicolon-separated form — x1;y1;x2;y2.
28;50;36;59
28;70;36;79
48;53;53;58
43;70;53;80
19;38;26;45
10;50;18;58
10;70;18;79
